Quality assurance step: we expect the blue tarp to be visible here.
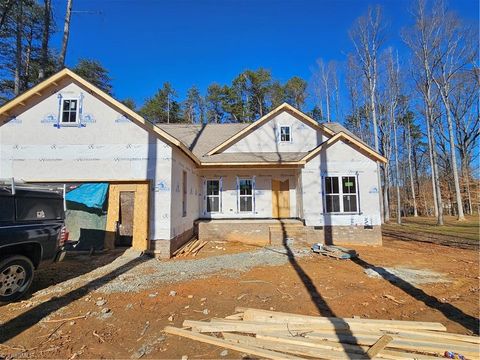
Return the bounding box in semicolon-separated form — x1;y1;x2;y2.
66;183;108;209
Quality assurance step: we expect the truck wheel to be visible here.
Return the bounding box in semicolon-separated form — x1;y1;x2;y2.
0;256;34;304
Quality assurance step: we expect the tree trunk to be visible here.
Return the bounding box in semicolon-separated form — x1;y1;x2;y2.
439;92;465;220
59;0;73;69
383;164;390;222
425;103;439;218
370;81;384;224
393;114;401;224
462;155;473;215
39;0;51;80
430;125;444;225
14;0;23;96
407;124;418;217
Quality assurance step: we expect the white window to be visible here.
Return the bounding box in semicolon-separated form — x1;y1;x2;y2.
61;99;79;124
182;171;187;217
206;179;220;213
279;126;291;142
324;176;358;213
238;178;253;212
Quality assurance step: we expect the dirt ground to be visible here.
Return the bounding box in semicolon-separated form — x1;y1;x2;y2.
0;232;479;359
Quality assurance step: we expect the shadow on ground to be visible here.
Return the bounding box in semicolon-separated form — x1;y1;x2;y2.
0;255;145;343
28;248;128;295
351;256;480;335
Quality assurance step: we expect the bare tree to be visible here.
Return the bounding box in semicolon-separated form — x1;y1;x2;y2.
451;69;479;215
403;0;444;225
430;10;476;220
317;59;331;121
14;0;23;96
59;0;73;69
0;0;14;32
405;116;419;216
386;48;402;223
349;5;386;222
39;0;51;79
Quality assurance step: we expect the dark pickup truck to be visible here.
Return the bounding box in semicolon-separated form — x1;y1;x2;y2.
0;183;69;303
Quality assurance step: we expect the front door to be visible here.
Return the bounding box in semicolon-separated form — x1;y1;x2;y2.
272;179;290;218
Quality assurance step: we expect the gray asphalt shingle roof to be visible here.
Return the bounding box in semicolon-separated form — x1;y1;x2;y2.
157;121;372;164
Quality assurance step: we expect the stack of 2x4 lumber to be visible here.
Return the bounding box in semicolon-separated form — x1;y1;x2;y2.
172;238;207;257
164;307;479;360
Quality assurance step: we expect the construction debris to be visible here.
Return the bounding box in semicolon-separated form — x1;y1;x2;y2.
312;244;358;259
164;307;479;360
172;238;208;257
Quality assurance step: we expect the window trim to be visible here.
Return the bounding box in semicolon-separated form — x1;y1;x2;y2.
323;175;360;214
278;125;292;143
60;97;80;125
238;177;254;213
206;178;221;214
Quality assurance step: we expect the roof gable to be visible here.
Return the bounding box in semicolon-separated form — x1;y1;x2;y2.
206;103;336;155
0;69;200;165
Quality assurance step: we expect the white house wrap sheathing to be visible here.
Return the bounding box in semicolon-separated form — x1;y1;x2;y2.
0;81;173;240
301;140;381;227
198;169;299;219
224;111;327;153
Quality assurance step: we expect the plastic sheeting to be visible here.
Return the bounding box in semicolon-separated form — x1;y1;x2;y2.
65;183;108;209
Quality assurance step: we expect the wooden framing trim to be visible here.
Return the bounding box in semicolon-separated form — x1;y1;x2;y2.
27;179;151;183
300;131;387;164
205;103;336;156
0;68;200;166
200;162;304;168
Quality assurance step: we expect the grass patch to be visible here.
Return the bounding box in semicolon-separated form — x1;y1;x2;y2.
383;215;479;242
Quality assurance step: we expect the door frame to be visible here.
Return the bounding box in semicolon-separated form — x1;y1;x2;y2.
105;182;149;251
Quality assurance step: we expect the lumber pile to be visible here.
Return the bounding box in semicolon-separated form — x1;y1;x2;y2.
164;307;479;360
172;237;208;257
311;244;358;259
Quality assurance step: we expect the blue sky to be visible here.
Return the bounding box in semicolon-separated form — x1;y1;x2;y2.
51;0;479;109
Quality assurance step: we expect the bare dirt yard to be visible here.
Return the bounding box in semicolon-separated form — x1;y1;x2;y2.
1;219;479;359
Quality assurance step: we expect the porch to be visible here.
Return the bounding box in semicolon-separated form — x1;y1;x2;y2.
195;218;307;246
198;168;302;220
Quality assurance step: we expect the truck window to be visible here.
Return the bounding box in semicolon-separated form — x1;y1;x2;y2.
0;195;14;221
15;197;64;221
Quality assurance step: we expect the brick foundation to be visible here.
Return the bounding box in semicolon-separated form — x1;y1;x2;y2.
305;225;382;246
151;221;382;258
149;227;196;258
196;219;382;247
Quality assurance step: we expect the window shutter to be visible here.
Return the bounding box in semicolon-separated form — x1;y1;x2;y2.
79;93;84;126
252;176;256;213
202;178;207;216
236;177;239;213
219;177;223;213
55;94;63;128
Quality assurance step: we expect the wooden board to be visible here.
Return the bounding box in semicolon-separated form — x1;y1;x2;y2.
255;334;442;360
184;319;352;333
105;182;149;251
367;335;393;357
237;307;447;332
163;326;304;360
259;331;478;358
223;332;361;360
272;179;290;218
132;183;149;251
